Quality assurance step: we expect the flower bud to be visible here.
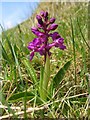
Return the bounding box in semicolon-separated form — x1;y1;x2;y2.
44;11;48;21
44;11;48;18
40;11;45;17
48;24;58;31
36;15;43;25
50;18;55;24
31;27;44;37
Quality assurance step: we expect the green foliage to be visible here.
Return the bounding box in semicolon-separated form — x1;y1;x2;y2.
53;60;72;88
1;41;10;63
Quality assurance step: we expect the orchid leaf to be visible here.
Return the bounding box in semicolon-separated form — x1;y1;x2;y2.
53;59;72;88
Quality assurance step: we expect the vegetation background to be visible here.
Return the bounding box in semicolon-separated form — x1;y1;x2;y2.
0;1;90;119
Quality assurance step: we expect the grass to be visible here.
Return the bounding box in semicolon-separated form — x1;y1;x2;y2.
0;2;90;119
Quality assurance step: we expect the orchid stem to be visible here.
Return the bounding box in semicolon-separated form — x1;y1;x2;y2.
41;54;50;101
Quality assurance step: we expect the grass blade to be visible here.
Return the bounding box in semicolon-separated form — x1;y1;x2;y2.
70;16;77;85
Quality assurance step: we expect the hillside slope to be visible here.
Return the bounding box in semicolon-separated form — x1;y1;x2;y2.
3;2;87;44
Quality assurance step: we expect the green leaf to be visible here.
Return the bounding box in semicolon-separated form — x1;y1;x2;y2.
53;60;72;88
0;41;10;63
23;59;37;84
8;91;35;101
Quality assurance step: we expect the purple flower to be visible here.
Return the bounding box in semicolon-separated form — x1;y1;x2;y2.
38;45;45;55
31;27;38;31
37;23;42;29
54;38;66;50
28;11;66;61
50;32;61;40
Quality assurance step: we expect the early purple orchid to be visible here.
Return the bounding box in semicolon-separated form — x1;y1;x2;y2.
27;11;66;101
28;11;66;61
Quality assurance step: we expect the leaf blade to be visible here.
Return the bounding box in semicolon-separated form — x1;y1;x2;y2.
53;60;72;88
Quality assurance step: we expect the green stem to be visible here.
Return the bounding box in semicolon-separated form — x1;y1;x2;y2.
41;54;50;101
